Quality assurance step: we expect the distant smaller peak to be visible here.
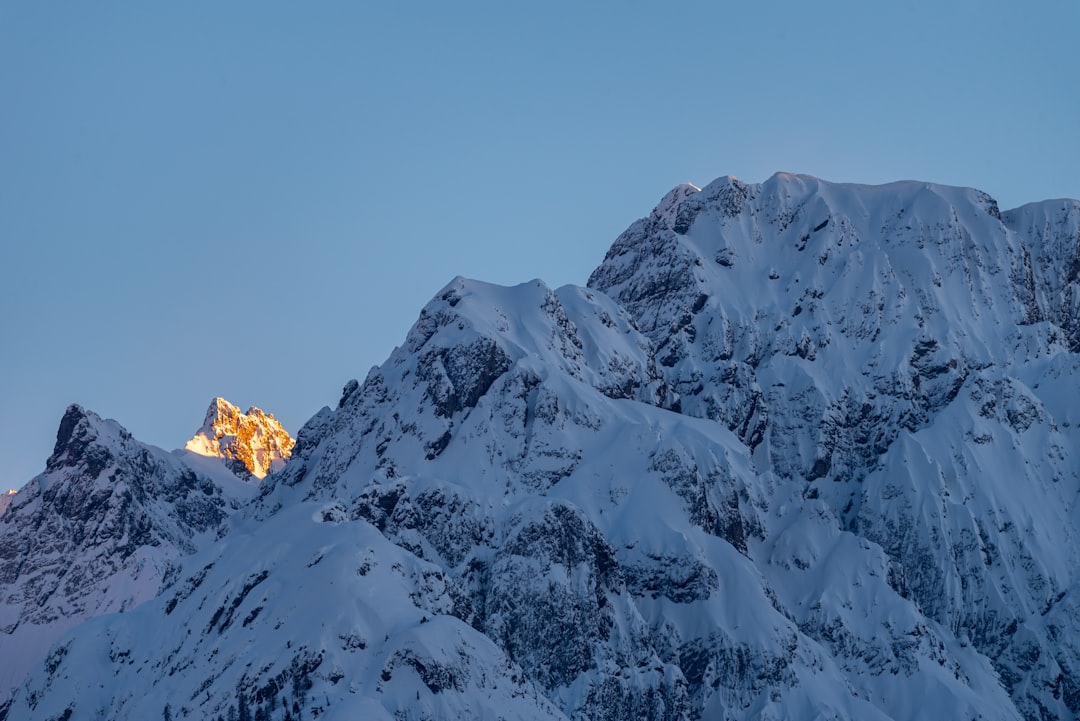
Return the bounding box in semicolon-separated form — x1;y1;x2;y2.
185;398;295;480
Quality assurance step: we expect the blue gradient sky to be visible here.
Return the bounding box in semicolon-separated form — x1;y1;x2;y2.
3;1;1079;487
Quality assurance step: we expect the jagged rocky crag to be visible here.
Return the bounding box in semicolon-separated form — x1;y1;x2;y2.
185;398;295;479
6;174;1080;721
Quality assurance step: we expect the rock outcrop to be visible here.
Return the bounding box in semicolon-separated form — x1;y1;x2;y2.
184;398;295;479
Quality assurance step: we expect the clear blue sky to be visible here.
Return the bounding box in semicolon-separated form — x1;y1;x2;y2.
3;1;1078;488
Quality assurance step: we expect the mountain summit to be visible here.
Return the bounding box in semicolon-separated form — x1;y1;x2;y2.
184;398;295;479
5;174;1080;721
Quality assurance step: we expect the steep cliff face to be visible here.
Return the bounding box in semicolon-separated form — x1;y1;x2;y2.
0;405;256;709
7;174;1080;721
185;398;295;479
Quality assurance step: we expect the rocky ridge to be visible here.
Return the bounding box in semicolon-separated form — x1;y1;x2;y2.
185;398;295;479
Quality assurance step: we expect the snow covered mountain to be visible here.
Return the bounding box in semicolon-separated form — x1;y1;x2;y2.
185;397;295;479
6;173;1080;721
0;403;265;709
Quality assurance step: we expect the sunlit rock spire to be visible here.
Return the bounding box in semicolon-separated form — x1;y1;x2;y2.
184;398;295;479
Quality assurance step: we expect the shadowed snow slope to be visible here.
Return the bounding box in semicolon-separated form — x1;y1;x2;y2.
6;173;1080;721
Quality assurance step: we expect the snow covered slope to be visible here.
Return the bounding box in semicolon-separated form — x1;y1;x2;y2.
0;405;258;709
588;175;1080;719
7;174;1080;721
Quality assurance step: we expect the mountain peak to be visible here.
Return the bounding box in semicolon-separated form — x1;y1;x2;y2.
45;404;132;475
651;182;701;230
184;397;295;479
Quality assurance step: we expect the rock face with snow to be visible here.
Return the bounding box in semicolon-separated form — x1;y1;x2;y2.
0;405;258;711
185;398;295;479
6;173;1080;721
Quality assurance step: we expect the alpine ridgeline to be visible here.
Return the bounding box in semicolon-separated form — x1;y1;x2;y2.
6;173;1080;721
